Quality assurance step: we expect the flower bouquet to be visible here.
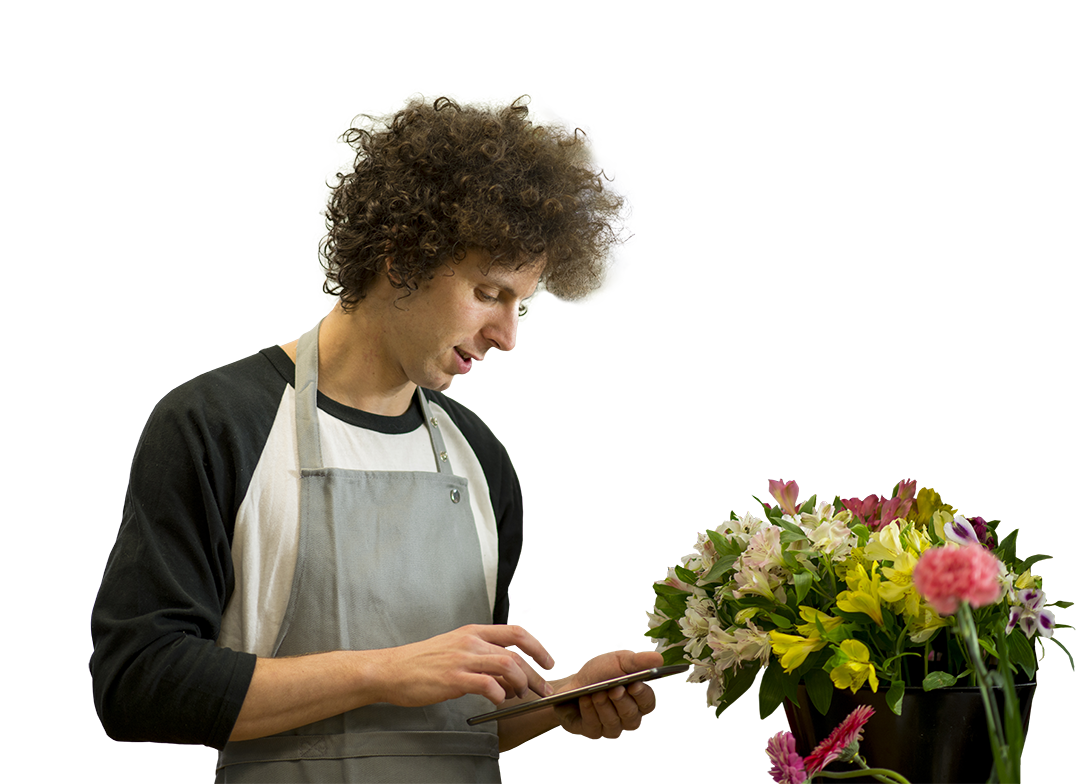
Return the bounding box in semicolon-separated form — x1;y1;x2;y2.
647;480;1073;781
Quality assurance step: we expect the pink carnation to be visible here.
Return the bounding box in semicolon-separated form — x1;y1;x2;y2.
913;544;1003;615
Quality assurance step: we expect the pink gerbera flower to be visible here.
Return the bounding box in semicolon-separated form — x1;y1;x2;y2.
803;704;876;774
766;731;807;784
913;544;1003;615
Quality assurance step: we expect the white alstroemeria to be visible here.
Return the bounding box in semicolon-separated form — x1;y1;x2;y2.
658;566;699;597
707;618;771;674
683;661;723;706
719;512;767;545
679;595;716;656
689;531;721;574
798;501;842;531
944;514;981;546
741;525;787;571
733;560;787;604
808;517;857;560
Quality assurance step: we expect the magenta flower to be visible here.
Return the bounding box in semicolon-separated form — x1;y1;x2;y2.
803;705;876;774
766;731;807;784
913;544;1003;615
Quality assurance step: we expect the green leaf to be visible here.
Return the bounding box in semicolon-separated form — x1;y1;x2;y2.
1006;629;1038;680
921;671;957;691
851;524;870;547
800;494;818;515
1020;554;1053;570
978;636;999;660
715;660;760;716
706;528;733;557
1049;600;1074;609
778;516;807;538
758;657;789;719
794;570;814;606
660;645;688;666
653;582;689;598
996;528;1019;563
803;668;834;715
704;553;739;584
768;613;793;629
1048;636;1076;671
779;529;810;545
885;680;905;715
673;565;699;585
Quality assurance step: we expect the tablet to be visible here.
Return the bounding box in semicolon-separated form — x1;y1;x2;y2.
465;663;689;725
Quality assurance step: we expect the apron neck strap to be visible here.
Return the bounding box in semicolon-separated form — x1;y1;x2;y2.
295;321;324;470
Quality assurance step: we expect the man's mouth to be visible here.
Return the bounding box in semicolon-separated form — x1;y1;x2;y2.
454;347;475;373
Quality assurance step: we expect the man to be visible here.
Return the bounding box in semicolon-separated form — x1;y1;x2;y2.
90;96;661;782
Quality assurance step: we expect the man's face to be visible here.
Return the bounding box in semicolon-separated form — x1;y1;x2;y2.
380;250;542;393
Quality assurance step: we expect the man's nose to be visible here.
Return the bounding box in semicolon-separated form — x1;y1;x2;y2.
483;306;519;352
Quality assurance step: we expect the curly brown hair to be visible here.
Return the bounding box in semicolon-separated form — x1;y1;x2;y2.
320;96;625;309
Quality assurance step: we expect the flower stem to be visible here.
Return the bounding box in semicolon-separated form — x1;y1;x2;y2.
955;602;1015;783
812;768;911;784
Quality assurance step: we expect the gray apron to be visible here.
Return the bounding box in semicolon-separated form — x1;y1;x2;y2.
216;321;500;783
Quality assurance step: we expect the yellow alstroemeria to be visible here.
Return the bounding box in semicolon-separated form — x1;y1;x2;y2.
796;606;844;639
1015;570;1039;590
907;605;954;643
902;525;931;556
837;563;885;626
862;519;905;563
879;550;923;618
829;639;879;693
769;631;826;673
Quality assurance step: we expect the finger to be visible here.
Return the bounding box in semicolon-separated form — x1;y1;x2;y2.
626;681;657;716
590;690;623;739
577;694;604;739
608;686;644;731
474;624;555;670
617;649;665;674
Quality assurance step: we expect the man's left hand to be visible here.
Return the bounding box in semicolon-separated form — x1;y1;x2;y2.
553;650;663;739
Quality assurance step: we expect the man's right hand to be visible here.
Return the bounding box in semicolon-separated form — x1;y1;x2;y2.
229;624;554;741
373;624;555;707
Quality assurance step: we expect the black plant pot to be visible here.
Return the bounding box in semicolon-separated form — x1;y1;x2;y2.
783;682;1035;783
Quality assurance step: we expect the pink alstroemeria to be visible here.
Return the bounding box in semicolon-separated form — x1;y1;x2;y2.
842;494;881;525
769;479;800;515
895;479;917;500
876;497;911;534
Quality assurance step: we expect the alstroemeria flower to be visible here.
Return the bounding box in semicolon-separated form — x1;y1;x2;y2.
769;479;800;515
796;605;845;639
837;563;886;626
808;516;857;560
1006;587;1056;638
708;619;771;673
827;639;879;693
769;631;827;673
907;605;953;643
944;514;981;546
879;550;923;618
863;519;907;562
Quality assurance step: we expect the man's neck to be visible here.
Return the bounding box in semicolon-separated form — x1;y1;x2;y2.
282;303;417;417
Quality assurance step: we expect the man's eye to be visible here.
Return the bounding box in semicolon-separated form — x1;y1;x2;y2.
477;289;498;302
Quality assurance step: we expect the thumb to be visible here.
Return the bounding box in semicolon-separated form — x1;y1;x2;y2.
619;649;665;673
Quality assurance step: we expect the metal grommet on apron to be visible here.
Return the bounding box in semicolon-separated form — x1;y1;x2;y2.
217;321;499;783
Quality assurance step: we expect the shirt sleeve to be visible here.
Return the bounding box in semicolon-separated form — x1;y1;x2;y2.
89;354;281;749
